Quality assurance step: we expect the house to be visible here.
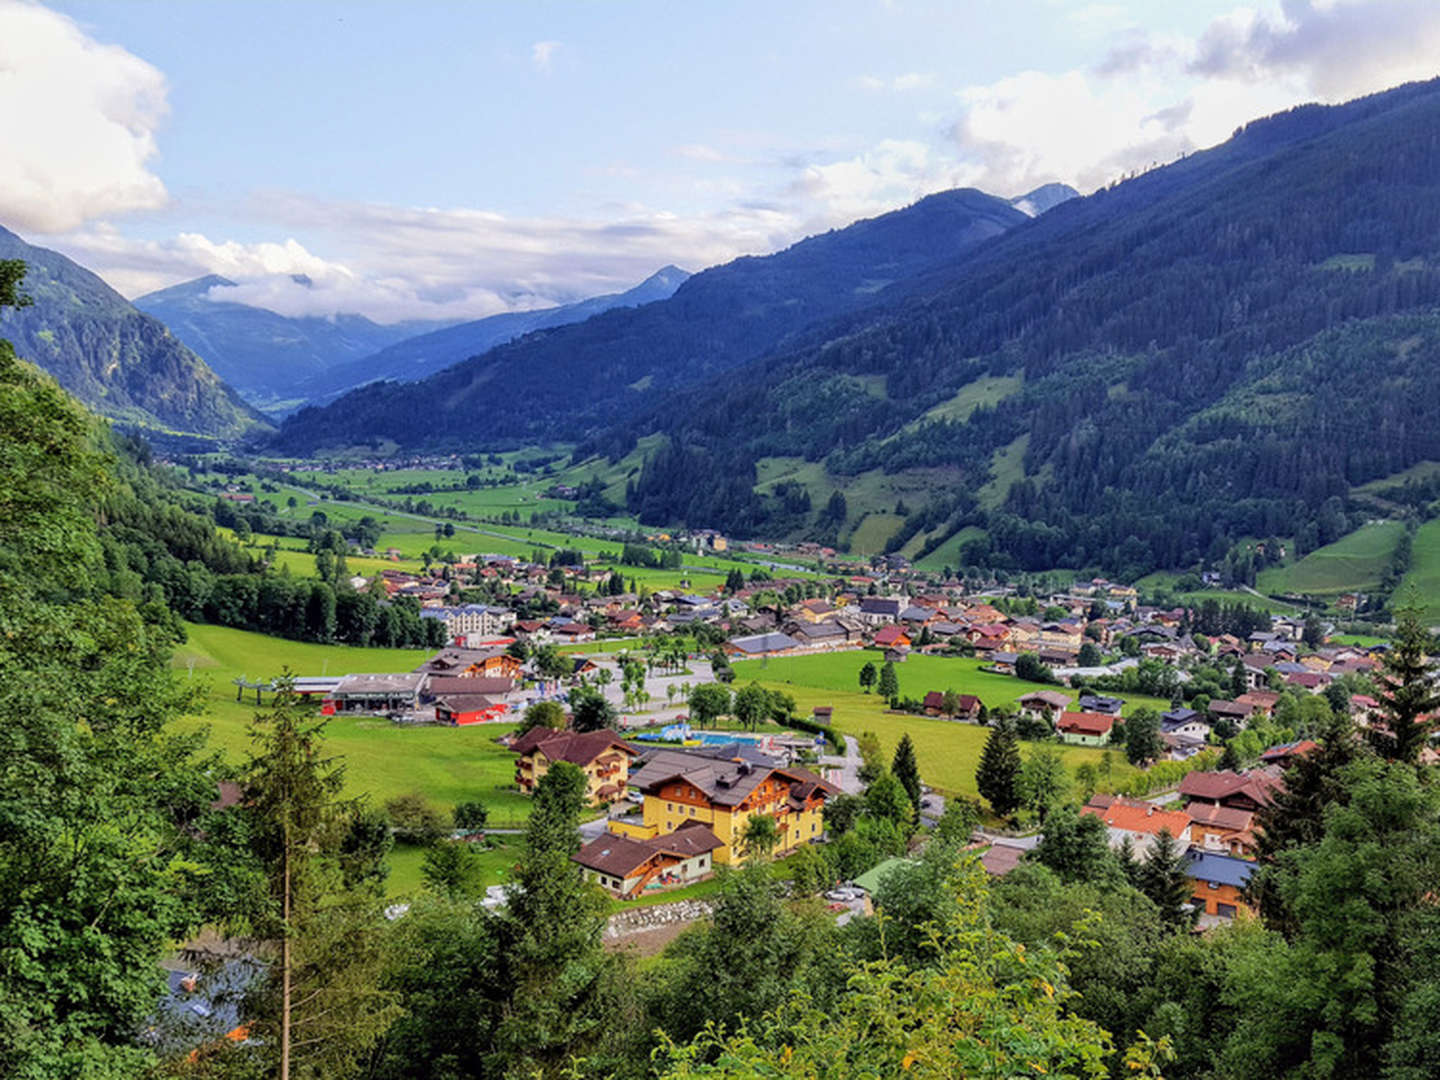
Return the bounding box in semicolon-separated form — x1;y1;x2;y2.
1186;850;1256;918
794;598;838;623
415;647;523;682
1179;769;1284;813
979;842;1027;878
1259;740;1319;768
1161;708;1211;741
1207;699;1255;727
434;694;507;725
872;625;912;650
857;596;904;626
923;691;982;720
1056;711;1114;746
551;622;596;644
1285;670;1332;693
613;749;838;865
573;820;724;899
1077;694;1125;716
1016;690;1071;726
1080;796;1193;855
510;728;638;807
423;675;516;702
724;631;802;658
812;706;833;725
1186;803;1257;856
1235;690;1281;716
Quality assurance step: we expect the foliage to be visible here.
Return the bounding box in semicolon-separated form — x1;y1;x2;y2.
975;716;1023;817
1123;706;1164;766
570;684;619;733
890;733;922;818
1368;604;1440;763
1019;743;1070;822
384;793;448;846
519;699;567;734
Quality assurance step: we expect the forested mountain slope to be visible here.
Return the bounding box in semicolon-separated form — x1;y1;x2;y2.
271;188;1032;452
614;79;1440;574
134;275;449;412
0;228;269;438
298;264;691;402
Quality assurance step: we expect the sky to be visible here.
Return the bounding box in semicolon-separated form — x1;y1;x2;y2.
3;0;1440;323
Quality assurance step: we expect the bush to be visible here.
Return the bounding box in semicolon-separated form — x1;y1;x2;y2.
385;793;448;845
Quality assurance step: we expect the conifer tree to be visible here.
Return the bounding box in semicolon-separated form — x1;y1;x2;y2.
891;733;922;818
1137;829;1196;932
1369;604;1440;764
858;661;877;693
877;660;899;702
976;716;1023;817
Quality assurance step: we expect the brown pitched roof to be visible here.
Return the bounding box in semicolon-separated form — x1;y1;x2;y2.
572;822;723;878
425;675;515;697
637;758;838;808
1185;802;1255;831
510;728;637;765
1057;711;1115;736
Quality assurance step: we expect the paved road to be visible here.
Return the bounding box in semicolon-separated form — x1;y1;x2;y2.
820;734;862;795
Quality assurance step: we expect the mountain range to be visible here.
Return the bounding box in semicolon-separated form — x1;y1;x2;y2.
273;78;1440;578
0;226;268;439
132;275;453;413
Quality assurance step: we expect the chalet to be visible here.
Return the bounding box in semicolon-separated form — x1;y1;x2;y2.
1186;850;1256;919
872;625;912;650
794;598;837;623
1077;694;1125;716
573;821;724;899
1056;711;1114;746
511;619;552;643
857;596;904;626
1186;803;1256;857
1235;690;1281;716
988;651;1019;673
1179;769;1283;813
612;748;837;865
1259;740;1319;768
1285;670;1332;693
1080;795;1192;855
1016;690;1071;726
1207;699;1255;727
786;620;857;650
510;728;638;807
1161;707;1210;740
923;691;983;720
415;648;523;682
979;842;1027;878
551;621;596;644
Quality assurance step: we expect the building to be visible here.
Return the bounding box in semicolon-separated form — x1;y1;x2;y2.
510;728;638;807
614;748;837;865
1179;769;1283;813
573;821;724;899
433;694;508;725
415;647;523;682
1080;795;1192;855
327;673;425;714
1056;711;1115;746
418;604;515;638
1186;850;1256;918
1017;690;1071;726
1186;802;1256;856
724;631;802;658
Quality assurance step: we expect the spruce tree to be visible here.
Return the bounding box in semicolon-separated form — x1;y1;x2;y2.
878;660;899;702
858;661;877;693
1138;828;1196;932
891;733;922;818
976;716;1023;817
1369;604;1440;764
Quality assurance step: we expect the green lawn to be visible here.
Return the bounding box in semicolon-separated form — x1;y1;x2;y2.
171;623;532;822
1397;518;1440;624
385;840;523;899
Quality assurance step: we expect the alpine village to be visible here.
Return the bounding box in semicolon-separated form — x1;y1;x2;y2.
8;5;1440;1078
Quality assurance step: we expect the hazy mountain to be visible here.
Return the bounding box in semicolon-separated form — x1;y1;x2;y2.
133;275;451;412
273;188;1031;452
0;227;269;439
300;264;692;401
1009;182;1079;217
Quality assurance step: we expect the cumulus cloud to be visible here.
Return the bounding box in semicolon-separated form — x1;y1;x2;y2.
0;0;170;232
857;72;936;92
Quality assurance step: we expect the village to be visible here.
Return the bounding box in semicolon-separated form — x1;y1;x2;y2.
262;547;1406;928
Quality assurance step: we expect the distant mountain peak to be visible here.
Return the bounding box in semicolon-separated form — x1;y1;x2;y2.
1010;183;1080;217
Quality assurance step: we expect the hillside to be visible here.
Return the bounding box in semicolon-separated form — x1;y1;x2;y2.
0;227;269;439
134;275;449;413
271;187;1032;452
298;264;691;402
613;80;1440;569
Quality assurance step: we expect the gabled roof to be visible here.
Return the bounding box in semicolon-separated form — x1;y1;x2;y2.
1057;711;1114;736
1185;849;1256;889
1179;769;1283;806
1017;690;1071;708
426;675;515;697
1185;802;1255;831
1081;796;1190;837
637;758;837;808
510;728;637;765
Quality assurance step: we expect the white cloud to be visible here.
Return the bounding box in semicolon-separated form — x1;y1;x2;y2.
0;0;170;232
857;71;936;92
531;40;560;72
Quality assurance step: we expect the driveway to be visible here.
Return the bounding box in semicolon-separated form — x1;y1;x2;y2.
820;734;862;795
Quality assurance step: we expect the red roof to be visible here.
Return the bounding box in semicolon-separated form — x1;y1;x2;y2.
1178;769;1283;807
510;728;637;766
873;626;910;646
1057;711;1115;736
1081;799;1191;837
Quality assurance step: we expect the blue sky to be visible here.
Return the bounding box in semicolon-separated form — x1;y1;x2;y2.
5;0;1440;321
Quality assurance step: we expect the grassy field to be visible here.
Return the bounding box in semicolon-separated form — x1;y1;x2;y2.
1257;521;1404;596
171;623;532;822
1397;518;1440;624
385;840;523;899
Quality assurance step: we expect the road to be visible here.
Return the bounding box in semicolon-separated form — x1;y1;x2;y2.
820;734;862;795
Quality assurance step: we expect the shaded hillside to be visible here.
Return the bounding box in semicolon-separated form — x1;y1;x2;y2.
0;228;269;439
616;79;1440;573
272;188;1030;452
299;265;691;402
134;275;448;412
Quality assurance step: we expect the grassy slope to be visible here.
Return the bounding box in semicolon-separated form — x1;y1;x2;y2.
1397;518;1440;623
1257;521;1404;596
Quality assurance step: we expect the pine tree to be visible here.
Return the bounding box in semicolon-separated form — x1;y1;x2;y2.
878;660;899;702
1369;604;1440;764
976;716;1023;817
1137;828;1196;932
1231;655;1248;699
891;733;922;819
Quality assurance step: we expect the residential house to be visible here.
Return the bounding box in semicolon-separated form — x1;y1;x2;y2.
511;728;638;807
1056;711;1114;746
1078;694;1125;716
1207;699;1255;728
573;821;723;899
1080;795;1192;855
1186;850;1256;918
1186;803;1257;857
857;596;904;626
872;625;912;650
1179;769;1284;813
1016;690;1071;726
923;691;983;720
1161;707;1211;741
1235;690;1281;717
416;647;523;682
551;621;597;644
979;842;1027;878
1259;740;1319;768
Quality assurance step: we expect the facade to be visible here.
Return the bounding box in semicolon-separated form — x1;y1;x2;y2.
1186;850;1256;918
419;604;515;638
510;728;638;807
415;648;523;682
327;672;425;713
1056;711;1114;746
573;821;723;899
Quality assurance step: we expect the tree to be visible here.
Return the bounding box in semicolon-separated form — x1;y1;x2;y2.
519;699;567;734
384;792;448;845
453;800;489;832
941;688;961;717
1020;743;1069;822
858;660;878;693
420;841;485;899
1302;613;1325;648
1077;641;1103;667
1015;651;1054;683
1230;655;1247;699
1032;805;1119;885
1074;762;1099;803
740;813;780;859
688;681;731;728
891;733;922;818
570;684;618;732
1136;829;1195;932
856;730;885;785
863;770;915;831
732;681;770;731
877;660;899;702
1124;706;1163;766
976;716;1023;817
1369;604;1440;764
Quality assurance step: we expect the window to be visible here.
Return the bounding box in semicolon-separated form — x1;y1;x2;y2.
689;807;696;816
667;802;674;812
